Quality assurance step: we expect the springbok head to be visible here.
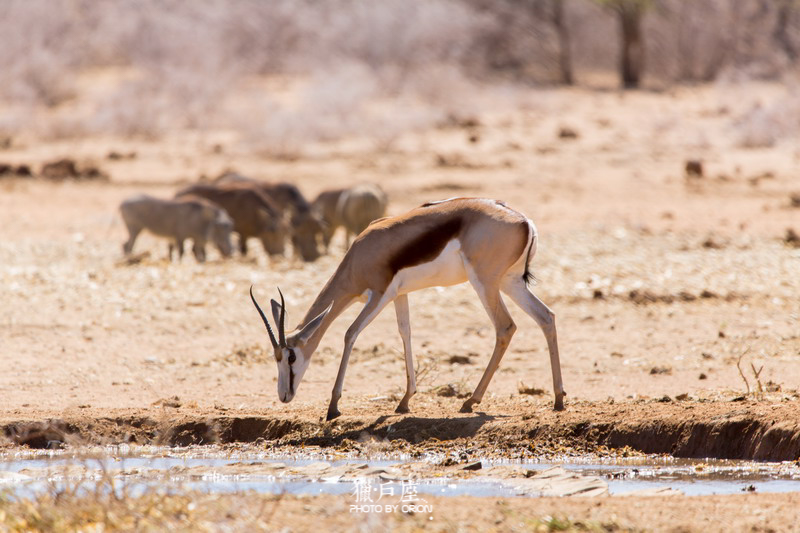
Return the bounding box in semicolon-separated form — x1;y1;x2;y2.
249;286;330;403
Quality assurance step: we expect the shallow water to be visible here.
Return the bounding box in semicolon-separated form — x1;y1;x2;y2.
2;446;799;499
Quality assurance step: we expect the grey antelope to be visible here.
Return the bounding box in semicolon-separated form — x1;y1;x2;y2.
250;198;565;420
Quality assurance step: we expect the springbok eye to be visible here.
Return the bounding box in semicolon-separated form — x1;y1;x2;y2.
288;351;296;365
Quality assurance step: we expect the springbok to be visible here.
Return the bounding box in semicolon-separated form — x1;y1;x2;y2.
250;197;565;420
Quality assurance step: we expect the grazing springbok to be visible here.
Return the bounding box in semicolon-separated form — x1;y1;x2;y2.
250;198;565;420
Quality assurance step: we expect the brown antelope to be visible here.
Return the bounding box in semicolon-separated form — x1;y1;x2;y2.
250;197;565;420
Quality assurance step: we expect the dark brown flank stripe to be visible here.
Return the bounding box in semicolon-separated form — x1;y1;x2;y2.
387;217;463;275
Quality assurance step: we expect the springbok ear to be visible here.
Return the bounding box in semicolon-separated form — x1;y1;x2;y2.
296;303;333;345
270;299;283;329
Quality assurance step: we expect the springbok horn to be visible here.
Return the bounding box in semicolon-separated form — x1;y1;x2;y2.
250;285;279;349
277;287;287;347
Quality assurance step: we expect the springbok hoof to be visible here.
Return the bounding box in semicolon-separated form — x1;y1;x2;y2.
459;399;477;413
553;394;566;412
395;403;410;414
326;408;341;421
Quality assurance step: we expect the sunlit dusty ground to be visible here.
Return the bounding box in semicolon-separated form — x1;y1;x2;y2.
1;83;799;531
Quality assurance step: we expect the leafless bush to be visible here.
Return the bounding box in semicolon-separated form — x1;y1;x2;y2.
644;1;777;83
0;1;123;105
1;0;799;142
731;84;800;148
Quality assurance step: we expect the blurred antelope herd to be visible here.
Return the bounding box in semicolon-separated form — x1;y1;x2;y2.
119;174;388;264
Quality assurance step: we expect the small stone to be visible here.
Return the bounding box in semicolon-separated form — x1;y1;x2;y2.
784;228;800;247
558;126;579;139
684;159;703;177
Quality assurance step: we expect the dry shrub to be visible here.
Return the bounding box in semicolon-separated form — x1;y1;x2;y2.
735;103;781;148
0;476;275;532
5;49;76;108
237;62;490;155
0;1;80;107
1;0;799;142
39;158;108;181
732;86;800;148
0;0;507;144
518;382;546;396
643;0;784;83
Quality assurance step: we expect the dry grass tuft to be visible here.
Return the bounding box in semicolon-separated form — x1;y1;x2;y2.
0;479;280;532
517;382;546;396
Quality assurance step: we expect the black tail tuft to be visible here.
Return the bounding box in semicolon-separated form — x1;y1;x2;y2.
522;225;539;286
523;267;539;286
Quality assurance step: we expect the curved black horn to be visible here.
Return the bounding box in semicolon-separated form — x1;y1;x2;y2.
250;285;278;349
277;287;287;346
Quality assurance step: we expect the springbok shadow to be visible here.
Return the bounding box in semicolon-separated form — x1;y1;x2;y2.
284;411;505;447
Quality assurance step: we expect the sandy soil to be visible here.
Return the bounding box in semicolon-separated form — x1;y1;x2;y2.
219;491;800;533
1;83;799;530
3;480;799;532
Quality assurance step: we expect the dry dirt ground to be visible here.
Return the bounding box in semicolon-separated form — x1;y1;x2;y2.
1;83;800;531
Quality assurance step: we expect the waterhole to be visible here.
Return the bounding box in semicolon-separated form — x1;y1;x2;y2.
2;446;799;499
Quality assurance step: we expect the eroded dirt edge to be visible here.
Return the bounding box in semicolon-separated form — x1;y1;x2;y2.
3;400;799;461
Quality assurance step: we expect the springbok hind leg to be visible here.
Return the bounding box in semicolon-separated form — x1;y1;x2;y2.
503;277;565;411
394;294;416;413
460;272;516;413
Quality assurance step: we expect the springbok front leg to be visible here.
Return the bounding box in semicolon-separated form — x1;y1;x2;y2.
460;271;517;413
394;294;416;413
503;277;566;411
327;290;392;421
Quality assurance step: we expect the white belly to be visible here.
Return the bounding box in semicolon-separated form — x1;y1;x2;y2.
389;239;468;296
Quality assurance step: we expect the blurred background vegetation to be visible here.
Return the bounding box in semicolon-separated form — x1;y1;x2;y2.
0;0;797;145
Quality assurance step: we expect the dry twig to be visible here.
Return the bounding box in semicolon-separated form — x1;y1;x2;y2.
736;349;751;395
751;362;764;396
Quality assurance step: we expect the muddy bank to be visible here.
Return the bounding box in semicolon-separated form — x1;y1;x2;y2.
3;399;799;461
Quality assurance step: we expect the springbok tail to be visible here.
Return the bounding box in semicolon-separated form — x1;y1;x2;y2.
522;220;539;286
